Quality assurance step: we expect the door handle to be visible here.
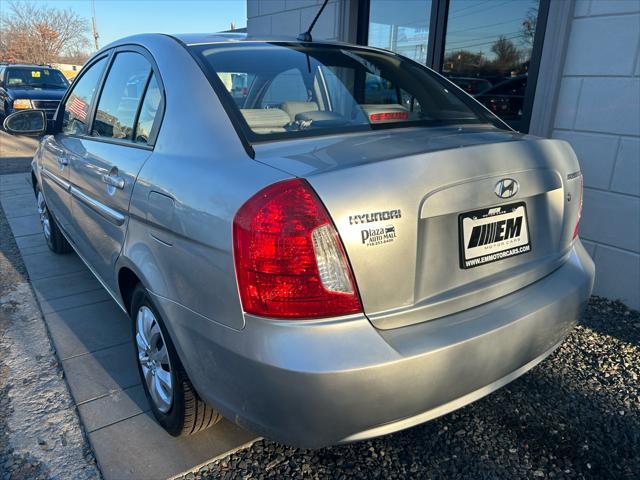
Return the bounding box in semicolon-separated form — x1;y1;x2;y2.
101;174;125;190
57;155;69;166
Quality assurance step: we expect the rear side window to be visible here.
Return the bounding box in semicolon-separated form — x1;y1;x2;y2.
134;74;162;144
92;52;152;142
192;43;503;142
62;57;108;135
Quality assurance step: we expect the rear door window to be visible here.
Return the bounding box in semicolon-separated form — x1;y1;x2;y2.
92;52;151;142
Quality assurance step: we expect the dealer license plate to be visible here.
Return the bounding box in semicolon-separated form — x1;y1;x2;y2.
459;202;531;269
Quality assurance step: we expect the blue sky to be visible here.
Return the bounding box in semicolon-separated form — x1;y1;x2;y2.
21;0;537;59
27;0;247;47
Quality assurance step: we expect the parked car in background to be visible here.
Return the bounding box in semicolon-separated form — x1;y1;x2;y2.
474;75;528;131
4;34;594;448
0;64;69;127
447;76;492;95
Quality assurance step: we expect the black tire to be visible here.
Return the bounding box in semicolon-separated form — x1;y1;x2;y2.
130;283;221;436
35;184;72;254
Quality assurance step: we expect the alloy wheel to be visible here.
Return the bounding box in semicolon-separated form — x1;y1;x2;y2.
135;305;174;413
36;191;51;241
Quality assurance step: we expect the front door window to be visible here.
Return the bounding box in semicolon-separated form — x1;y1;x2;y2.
62;57;108;135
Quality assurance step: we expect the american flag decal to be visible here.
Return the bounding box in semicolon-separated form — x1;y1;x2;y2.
67;96;87;121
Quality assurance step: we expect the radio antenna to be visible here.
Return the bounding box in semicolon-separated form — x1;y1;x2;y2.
297;0;329;42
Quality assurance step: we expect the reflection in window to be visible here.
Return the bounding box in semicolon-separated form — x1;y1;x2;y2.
443;0;541;130
368;0;432;63
62;57;108;136
135;74;161;144
261;69;309;108
217;72;255;107
92;52;151;141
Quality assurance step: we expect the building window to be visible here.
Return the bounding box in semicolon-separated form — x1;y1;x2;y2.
442;0;542;131
367;0;432;63
362;0;547;132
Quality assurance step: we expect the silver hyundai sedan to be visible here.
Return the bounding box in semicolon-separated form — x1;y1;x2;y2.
4;33;595;448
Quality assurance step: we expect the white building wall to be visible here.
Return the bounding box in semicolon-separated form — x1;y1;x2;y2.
247;0;355;41
550;0;640;309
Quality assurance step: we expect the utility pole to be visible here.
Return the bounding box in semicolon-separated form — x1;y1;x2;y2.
92;0;100;51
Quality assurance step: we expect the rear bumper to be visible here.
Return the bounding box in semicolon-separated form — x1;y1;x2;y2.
153;241;594;448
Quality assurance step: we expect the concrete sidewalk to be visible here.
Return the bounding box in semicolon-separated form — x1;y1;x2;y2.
0;172;257;480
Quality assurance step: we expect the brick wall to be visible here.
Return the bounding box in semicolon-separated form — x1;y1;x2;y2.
551;0;640;309
247;0;353;41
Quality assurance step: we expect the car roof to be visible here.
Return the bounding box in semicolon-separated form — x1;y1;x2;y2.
168;33;402;59
99;32;406;66
172;32;325;45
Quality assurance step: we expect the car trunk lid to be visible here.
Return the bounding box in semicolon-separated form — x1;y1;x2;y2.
253;126;582;329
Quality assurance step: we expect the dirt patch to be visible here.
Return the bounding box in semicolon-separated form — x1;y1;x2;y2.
0;200;100;479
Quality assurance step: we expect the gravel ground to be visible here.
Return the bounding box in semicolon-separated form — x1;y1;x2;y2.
181;298;639;480
0;197;100;479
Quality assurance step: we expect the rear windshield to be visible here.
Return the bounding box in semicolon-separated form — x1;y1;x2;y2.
191;42;505;142
6;67;69;89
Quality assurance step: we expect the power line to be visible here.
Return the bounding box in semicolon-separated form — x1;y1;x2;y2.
445;33;527;52
446;30;523;47
448;0;495;17
447;17;528;34
449;0;513;20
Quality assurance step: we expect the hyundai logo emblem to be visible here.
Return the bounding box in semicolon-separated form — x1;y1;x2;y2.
494;178;519;199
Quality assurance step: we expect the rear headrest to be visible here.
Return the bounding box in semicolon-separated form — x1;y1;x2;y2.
240;108;290;134
280;101;319;121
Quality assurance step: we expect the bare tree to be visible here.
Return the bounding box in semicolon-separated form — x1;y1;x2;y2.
491;36;521;73
521;7;538;48
0;2;90;64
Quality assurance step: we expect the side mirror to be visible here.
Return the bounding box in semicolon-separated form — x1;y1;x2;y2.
3;110;46;136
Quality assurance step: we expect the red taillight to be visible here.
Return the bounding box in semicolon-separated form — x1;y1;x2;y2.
573;175;583;239
370;111;409;122
233;179;362;319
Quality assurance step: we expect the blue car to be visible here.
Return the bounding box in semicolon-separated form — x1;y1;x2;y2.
0;64;69;127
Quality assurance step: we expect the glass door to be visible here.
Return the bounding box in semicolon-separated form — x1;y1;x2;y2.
367;0;433;64
362;0;548;132
442;0;544;131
